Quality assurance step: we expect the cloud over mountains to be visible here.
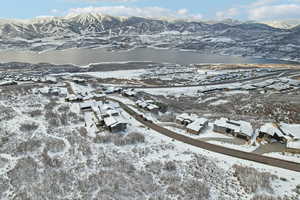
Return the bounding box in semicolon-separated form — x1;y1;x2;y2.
68;6;202;20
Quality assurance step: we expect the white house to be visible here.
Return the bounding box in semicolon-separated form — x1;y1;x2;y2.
80;100;96;111
186;118;209;135
176;113;198;126
213;118;253;140
258;123;300;144
136;100;160;113
104;116;127;133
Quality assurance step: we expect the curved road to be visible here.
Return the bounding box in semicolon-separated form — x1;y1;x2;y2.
108;97;300;172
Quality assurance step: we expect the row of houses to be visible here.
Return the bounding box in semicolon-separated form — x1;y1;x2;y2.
34;87;68;97
104;87;122;94
0;75;60;88
176;113;251;140
197;78;300;94
65;93;105;102
122;89;136;97
203;69;275;84
72;78;86;84
80;100;127;133
0;80;17;86
175;113;300;151
0;74;57;84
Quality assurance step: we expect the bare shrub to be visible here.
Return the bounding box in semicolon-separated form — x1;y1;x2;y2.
145;161;163;175
45;111;59;120
251;195;290;200
44;99;58;110
90;158;162;200
233;165;278;193
78;127;88;137
7;156;39;187
10;191;30;200
78;142;92;156
0;106;16;121
37;169;75;198
69;112;84;123
181;179;210;200
45;110;71;127
57;105;70;113
68;111;78;119
158;113;176;122
41;149;62;168
0;136;9;146
294;184;300;195
160;174;181;185
28;103;42;108
19;123;39;132
166;184;183;196
164;161;176;171
45;138;66;153
15;140;42;155
148;194;169;200
113;136;126;146
48;118;60;127
27;110;42;118
113;132;145;146
185;154;228;190
126;132;145;144
45;111;61;127
0;177;9;198
94;134;114;144
59;113;69;126
114;159;136;174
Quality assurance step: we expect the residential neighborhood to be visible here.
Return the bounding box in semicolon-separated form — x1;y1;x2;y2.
1;62;300;200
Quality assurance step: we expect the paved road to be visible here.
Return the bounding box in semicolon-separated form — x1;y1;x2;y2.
108;97;300;172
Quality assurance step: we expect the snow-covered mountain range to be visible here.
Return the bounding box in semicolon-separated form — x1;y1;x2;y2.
0;13;288;39
0;13;300;62
262;19;300;29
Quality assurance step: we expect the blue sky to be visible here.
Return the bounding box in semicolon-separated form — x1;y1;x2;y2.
1;0;300;21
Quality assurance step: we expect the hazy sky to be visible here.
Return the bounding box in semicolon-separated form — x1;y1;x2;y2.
1;0;300;21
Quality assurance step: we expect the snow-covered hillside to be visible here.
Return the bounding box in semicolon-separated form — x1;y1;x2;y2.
0;14;300;62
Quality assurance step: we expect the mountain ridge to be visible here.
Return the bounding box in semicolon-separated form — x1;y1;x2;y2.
1;13;299;31
0;13;288;40
0;13;299;62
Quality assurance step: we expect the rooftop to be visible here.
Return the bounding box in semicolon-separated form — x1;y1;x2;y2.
186;118;209;132
259;123;300;140
215;118;253;137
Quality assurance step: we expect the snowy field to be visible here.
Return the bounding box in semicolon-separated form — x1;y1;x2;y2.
75;69;147;79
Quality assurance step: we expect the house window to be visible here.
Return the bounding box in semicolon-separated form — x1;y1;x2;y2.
226;128;233;134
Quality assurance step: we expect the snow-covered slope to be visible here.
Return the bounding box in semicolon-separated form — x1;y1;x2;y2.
262;20;300;29
0;13;283;39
